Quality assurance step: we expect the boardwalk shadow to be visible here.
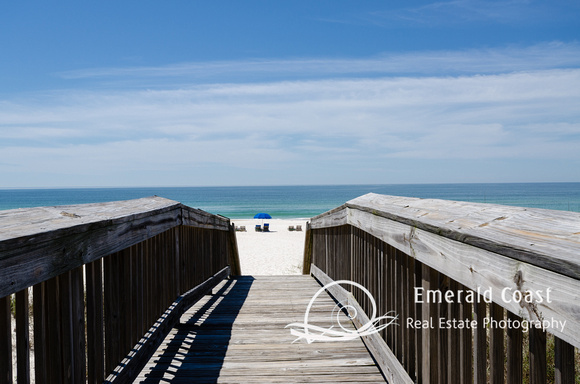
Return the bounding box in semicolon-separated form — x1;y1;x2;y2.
139;276;254;383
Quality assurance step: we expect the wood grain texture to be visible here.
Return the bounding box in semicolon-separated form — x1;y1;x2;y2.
0;197;231;298
311;266;412;384
342;193;580;280
134;275;387;383
314;204;580;349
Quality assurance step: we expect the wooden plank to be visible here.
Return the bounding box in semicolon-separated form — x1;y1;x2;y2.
529;327;547;384
309;204;348;229
311;265;411;384
46;276;63;383
0;199;181;298
428;268;439;384
340;193;580;280
15;289;30;384
134;274;386;384
473;301;487;384
414;260;423;384
302;221;313;275
0;295;12;384
507;311;523;384
448;279;461;384
33;282;48;384
555;336;575;384
460;286;472;384
345;207;580;349
228;223;242;276
104;266;230;384
489;302;504;384
58;271;73;382
0;198;232;298
104;252;121;374
86;259;105;384
70;266;86;383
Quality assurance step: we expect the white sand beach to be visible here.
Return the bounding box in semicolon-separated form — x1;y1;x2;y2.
231;219;308;275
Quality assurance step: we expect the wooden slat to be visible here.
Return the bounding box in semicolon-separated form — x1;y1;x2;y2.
302;222;313;275
529;327;547;384
489;302;504;384
135;274;387;384
344;207;580;348
0;295;12;384
15;289;30;384
33;282;48;384
46;276;63;383
104;252;121;374
555;336;575;384
0;198;231;299
473;301;487;384
507;311;523;384
58;271;73;382
460;287;472;384
341;193;580;280
448;279;461;384
414;260;423;384
70;266;86;383
104;266;226;383
86;259;105;384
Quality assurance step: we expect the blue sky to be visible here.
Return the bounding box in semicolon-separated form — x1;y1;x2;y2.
1;1;579;187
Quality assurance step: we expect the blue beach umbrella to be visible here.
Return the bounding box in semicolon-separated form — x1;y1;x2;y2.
253;212;272;230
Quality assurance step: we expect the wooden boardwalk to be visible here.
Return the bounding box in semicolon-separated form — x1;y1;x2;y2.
134;275;386;383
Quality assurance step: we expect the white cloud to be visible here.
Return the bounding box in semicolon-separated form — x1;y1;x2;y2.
1;53;579;186
56;42;580;83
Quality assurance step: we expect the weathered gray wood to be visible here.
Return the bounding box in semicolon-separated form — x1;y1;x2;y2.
489;302;504;384
0;295;12;384
86;259;105;384
460;286;472;384
507;311;523;384
302;222;313;275
311;265;411;384
529;327;547;384
0;197;231;298
135;274;386;383
555;336;575;384
309;203;348;229
228;223;242;276
33;282;47;384
104;266;230;384
340;193;580;280
15;289;30;384
343;206;580;348
473;301;487;384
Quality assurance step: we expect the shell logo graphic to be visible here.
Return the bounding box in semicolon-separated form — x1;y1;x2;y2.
286;280;398;343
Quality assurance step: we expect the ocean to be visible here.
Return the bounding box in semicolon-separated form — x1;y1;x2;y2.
1;183;579;219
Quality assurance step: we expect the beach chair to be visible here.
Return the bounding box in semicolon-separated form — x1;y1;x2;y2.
255;224;262;232
288;225;295;231
296;225;302;231
263;223;270;232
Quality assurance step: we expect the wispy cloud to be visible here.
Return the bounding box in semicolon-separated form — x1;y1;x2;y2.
56;42;580;86
339;0;574;27
2;61;579;186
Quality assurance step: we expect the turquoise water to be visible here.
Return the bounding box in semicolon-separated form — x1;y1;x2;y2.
1;183;579;219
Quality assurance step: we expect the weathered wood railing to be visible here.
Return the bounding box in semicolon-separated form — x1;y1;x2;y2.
0;196;240;383
304;193;579;384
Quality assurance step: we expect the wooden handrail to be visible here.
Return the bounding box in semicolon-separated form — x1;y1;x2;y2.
305;193;580;383
0;197;240;383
